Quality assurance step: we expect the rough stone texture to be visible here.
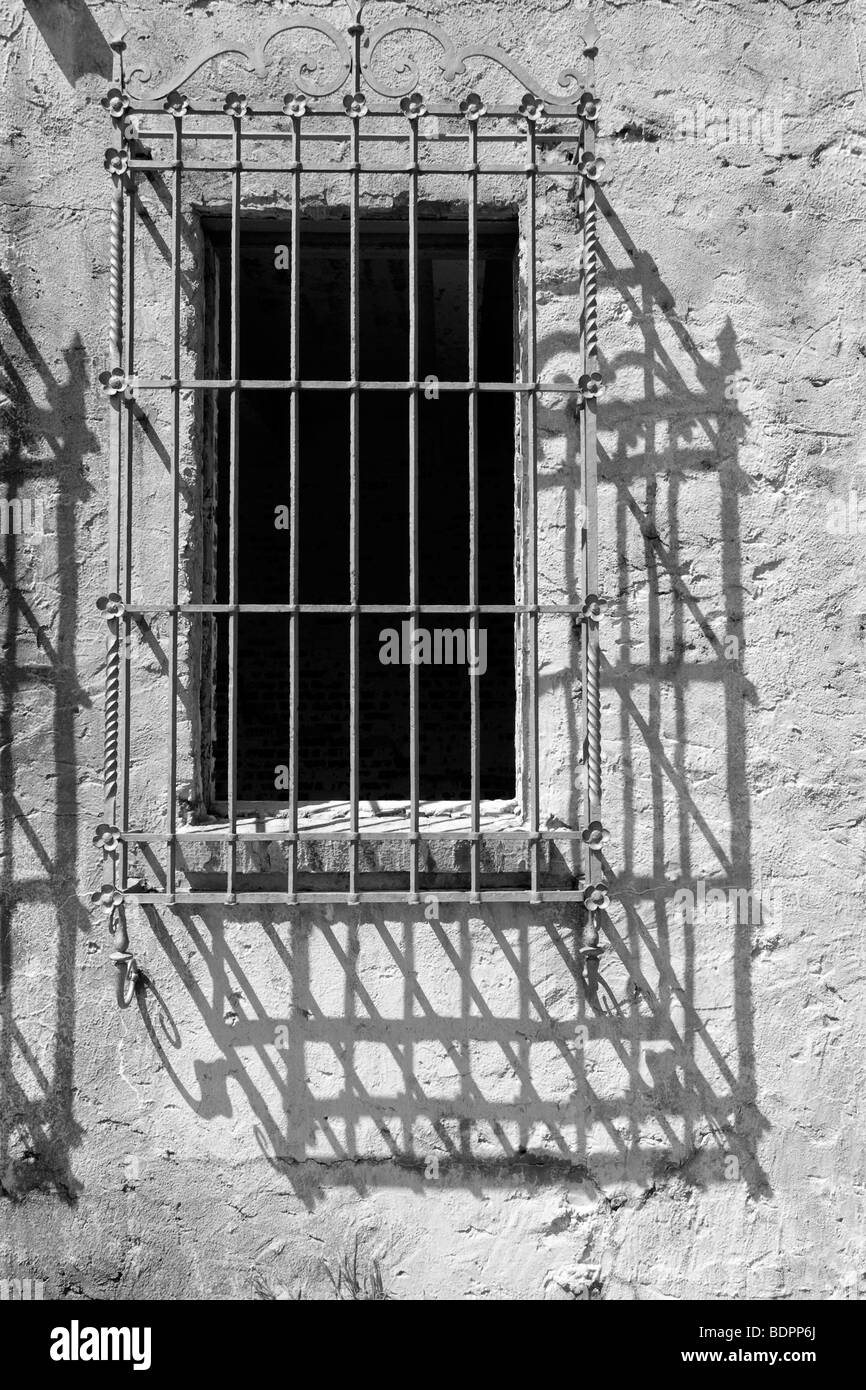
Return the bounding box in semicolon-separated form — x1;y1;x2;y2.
1;0;865;1300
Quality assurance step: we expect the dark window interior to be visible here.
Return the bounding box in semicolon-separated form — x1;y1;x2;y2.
207;218;518;803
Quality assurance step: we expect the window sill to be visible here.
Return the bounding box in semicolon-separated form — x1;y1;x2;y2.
163;801;580;893
190;799;525;836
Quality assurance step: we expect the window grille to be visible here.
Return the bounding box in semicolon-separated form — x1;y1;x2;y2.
93;6;609;1004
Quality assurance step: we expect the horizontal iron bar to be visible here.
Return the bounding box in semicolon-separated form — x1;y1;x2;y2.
125;890;587;905
123;603;585;615
136;129;581;146
119;829;586;842
127;160;580;176
133;379;584;393
130;104;586;119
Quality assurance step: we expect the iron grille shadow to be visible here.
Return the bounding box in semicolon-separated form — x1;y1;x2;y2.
77;5;769;1196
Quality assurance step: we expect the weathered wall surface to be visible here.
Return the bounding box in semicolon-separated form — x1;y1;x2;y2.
1;0;864;1300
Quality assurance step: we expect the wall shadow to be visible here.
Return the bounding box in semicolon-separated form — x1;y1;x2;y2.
594;187;766;1192
22;0;113;84
132;189;769;1207
0;272;94;1200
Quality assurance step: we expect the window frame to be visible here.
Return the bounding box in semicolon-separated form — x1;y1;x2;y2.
200;212;523;819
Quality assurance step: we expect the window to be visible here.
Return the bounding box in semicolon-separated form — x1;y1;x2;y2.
96;9;605;913
205;218;518;807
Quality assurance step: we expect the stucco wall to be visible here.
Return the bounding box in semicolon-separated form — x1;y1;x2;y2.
1;0;864;1300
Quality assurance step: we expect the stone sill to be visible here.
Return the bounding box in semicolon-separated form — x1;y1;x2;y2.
152;801;581;891
188;799;526;835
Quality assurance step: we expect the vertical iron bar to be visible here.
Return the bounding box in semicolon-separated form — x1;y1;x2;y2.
105;174;123;839
348;97;361;903
288;114;301;902
112;28;136;1002
408;113;420;904
105;116;128;1010
113;151;136;1008
468;117;480;903
120;174;135;895
525;118;541;903
227;113;241;902
104;31;125;872
166;114;182;903
581;49;602;892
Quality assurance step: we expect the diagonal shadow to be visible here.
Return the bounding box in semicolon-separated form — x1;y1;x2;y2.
21;0;113;84
1;271;94;1200
111;181;769;1202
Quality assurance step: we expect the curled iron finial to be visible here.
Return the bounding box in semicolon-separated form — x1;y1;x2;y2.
125;16;352;101
91;879;144;1008
110;944;141;1008
120;12;591;107
363;15;585;105
582;15;601;53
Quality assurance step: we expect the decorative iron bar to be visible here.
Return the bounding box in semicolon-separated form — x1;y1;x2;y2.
94;29;141;1006
95;3;609;952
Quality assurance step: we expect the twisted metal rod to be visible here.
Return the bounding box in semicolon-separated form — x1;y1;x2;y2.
105;170;124;813
102;49;141;1003
109;182;123;366
583;187;598;366
578;36;607;917
104;618;121;804
586;625;602;806
583;181;601;815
